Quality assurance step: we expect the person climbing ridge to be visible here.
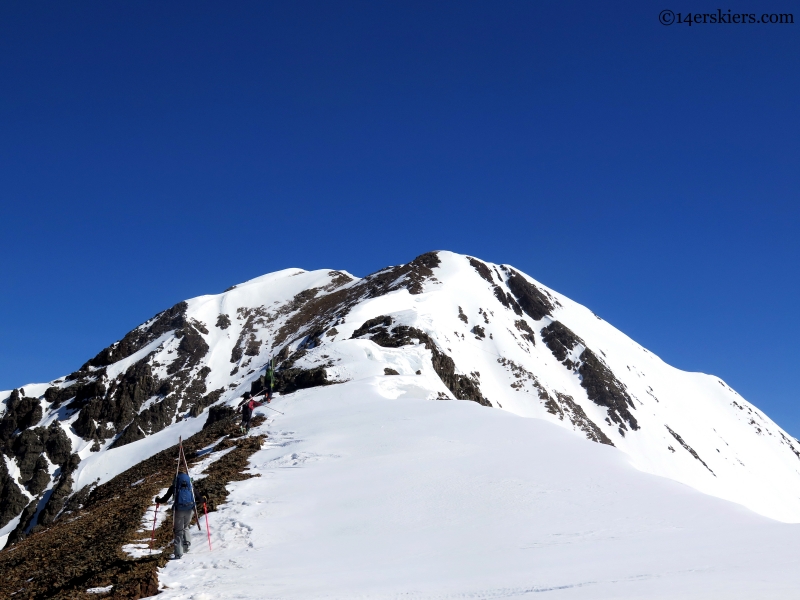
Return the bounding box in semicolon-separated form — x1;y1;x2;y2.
238;392;266;434
264;359;276;402
155;466;200;560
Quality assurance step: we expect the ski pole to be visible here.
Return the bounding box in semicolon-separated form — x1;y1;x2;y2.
203;500;212;551
260;404;284;415
245;392;284;415
150;503;160;553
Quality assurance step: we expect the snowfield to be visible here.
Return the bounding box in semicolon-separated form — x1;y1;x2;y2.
157;381;799;599
3;250;800;596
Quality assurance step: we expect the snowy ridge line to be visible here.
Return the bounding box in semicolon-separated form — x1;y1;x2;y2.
155;385;800;599
1;249;800;552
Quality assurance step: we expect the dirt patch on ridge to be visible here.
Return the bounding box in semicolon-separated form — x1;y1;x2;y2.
0;415;266;599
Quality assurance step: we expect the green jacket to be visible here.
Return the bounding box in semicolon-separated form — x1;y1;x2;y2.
265;367;275;389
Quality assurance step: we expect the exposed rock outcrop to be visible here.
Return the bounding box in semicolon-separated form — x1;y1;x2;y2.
352;316;490;407
11;427;46;492
541;321;638;433
504;267;554;321
0;456;28;529
666;426;715;475
0;418;265;598
0;390;42;453
467;257;523;316
498;356;613;446
81;301;189;370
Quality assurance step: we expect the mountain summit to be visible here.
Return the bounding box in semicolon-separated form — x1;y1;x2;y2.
3;250;800;554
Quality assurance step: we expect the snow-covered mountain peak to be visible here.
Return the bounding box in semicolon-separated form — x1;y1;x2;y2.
3;250;800;551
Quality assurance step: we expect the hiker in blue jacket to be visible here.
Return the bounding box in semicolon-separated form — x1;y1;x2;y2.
156;469;197;559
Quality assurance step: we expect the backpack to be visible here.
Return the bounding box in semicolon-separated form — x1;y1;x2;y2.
242;403;253;421
175;472;194;510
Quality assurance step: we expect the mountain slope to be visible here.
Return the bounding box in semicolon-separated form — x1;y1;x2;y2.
159;384;799;599
2;250;800;552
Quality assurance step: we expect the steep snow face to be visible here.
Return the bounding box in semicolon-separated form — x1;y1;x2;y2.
2;251;800;544
349;252;800;523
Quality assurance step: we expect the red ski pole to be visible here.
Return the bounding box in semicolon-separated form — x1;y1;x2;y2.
150;503;160;553
203;501;212;551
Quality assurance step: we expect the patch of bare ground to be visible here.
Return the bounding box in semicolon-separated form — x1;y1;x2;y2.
0;415;266;599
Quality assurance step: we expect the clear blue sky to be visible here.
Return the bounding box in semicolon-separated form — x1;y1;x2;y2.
1;2;798;434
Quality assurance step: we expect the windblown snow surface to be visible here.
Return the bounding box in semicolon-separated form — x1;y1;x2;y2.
3;251;800;597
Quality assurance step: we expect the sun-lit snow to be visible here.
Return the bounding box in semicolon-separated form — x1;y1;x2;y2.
156;382;800;599
4;251;800;595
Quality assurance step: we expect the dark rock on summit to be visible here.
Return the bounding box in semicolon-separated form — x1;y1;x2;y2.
12;427;46;489
578;350;639;432
216;313;232;329
541;321;582;363
352;316;491;407
45;421;72;467
82;301;188;370
468;257;495;284
168;323;210;374
542;320;639;432
0;390;43;452
362;251;442;297
467;257;524;316
505;269;554;321
27;455;51;496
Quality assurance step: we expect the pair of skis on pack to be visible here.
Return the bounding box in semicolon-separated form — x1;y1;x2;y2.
150;436;212;553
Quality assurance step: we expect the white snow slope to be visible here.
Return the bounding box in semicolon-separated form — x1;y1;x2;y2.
3;251;800;595
157;384;799;599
